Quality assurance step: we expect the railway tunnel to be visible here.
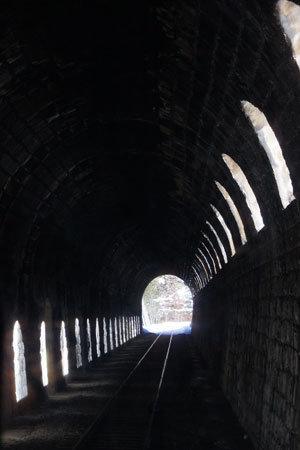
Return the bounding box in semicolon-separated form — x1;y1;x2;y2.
1;0;300;448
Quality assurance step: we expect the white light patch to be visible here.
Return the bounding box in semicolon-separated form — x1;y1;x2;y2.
206;221;228;264
200;265;208;285
103;317;108;354
40;321;48;386
192;264;205;287
215;181;247;245
109;318;114;350
201;242;217;274
210;204;236;256
13;321;28;402
96;318;101;358
122;316;126;343
242;100;295;209
278;0;300;68
202;232;222;270
195;256;210;282
128;318;132;339
222;154;264;231
86;319;93;362
60;321;69;376
131;317;134;338
197;265;205;287
126;318;129;341
119;317;123;345
196;249;213;277
75;318;83;367
114;317;119;348
134;317;137;336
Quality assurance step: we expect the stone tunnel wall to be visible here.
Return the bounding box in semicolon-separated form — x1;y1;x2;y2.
192;200;300;450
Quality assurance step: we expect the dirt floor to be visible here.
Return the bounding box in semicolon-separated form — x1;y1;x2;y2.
1;338;149;450
1;335;255;450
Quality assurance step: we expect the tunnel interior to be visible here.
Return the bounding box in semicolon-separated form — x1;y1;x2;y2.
1;0;300;448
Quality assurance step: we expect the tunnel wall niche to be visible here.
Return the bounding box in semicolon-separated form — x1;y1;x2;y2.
192;200;300;450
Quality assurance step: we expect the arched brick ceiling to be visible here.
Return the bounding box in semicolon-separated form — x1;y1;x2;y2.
1;0;300;309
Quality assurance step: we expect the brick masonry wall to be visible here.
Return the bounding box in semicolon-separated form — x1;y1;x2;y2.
192;201;300;450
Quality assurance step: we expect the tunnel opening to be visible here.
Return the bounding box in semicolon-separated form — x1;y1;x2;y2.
142;275;193;334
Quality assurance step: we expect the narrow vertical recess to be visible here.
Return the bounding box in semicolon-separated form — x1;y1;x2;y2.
103;317;108;354
126;317;129;341
95;318;101;358
109;318;114;350
60;321;69;376
122;316;126;343
13;321;28;402
86;318;93;362
134;317;137;336
114;317;119;348
40;321;48;386
75;318;83;367
119;317;123;345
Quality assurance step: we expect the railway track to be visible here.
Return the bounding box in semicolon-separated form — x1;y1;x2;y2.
72;333;173;450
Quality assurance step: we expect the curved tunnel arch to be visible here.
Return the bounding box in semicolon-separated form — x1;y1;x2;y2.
1;2;300;448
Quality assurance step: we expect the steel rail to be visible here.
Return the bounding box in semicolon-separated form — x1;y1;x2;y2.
72;333;162;450
143;333;173;449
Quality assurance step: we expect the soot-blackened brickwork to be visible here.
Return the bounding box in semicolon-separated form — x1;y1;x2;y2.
193;200;300;450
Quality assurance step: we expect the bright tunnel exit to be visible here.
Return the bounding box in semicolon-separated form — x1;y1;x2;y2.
142;275;193;334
